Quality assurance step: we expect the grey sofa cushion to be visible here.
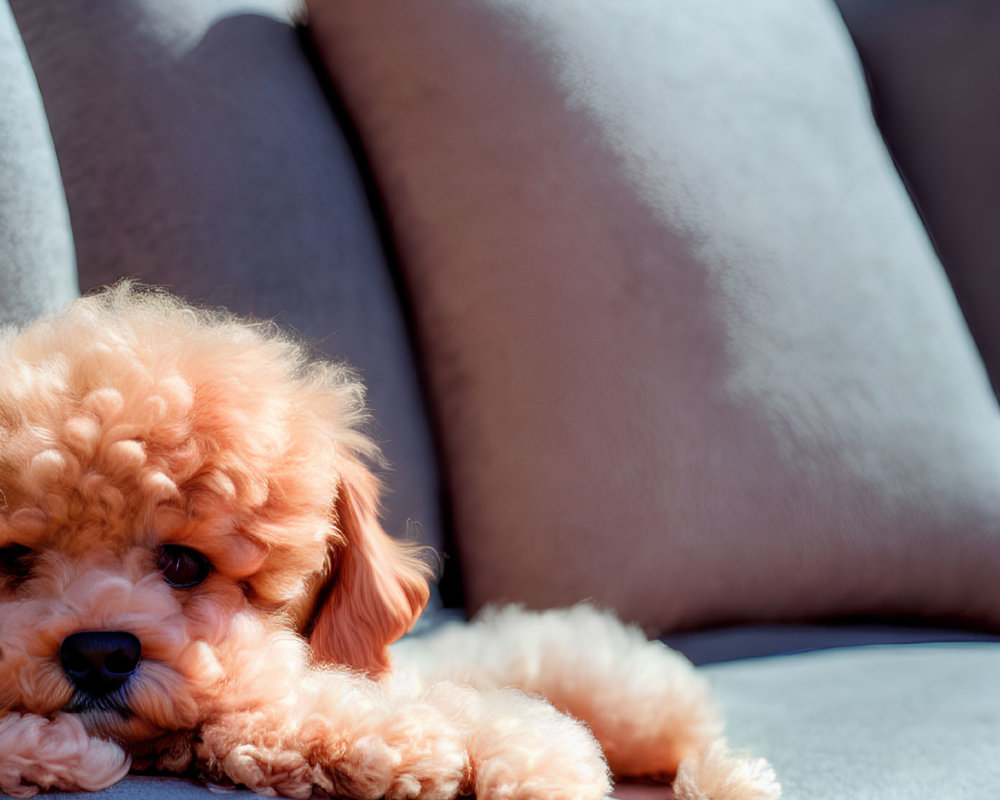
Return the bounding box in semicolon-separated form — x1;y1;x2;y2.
17;642;997;799
708;643;1000;799
0;0;77;325
307;0;1000;638
22;776;253;799
9;0;443;562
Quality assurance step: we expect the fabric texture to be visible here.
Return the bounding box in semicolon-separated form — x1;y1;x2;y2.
10;0;443;560
0;0;77;326
708;643;1000;799
20;776;255;799
307;0;1000;634
22;644;998;800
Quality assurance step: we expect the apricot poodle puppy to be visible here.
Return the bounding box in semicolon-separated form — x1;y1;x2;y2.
0;285;779;800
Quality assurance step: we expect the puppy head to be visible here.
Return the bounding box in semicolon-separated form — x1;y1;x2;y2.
0;284;430;742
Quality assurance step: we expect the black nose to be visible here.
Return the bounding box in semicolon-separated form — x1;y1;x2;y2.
60;631;142;697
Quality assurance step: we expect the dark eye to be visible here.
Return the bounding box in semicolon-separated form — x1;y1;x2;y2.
156;544;211;588
0;544;34;584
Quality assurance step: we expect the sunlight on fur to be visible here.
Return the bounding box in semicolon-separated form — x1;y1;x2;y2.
0;285;778;799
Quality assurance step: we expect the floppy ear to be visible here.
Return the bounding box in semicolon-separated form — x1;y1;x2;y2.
307;458;432;676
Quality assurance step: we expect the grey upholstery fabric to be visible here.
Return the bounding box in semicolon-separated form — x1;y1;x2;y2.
3;2;998;799
709;643;1000;799
307;0;1000;637
23;642;1000;799
0;1;77;325
9;0;443;559
26;777;251;799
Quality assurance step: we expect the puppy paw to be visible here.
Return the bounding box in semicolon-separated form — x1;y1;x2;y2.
470;689;611;800
673;741;781;800
475;763;609;800
0;713;130;797
310;693;469;800
196;703;469;800
329;727;467;800
195;718;317;799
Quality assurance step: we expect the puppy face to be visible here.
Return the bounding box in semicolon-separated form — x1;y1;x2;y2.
0;286;429;743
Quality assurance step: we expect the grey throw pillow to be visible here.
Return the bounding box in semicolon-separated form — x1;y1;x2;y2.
307;0;1000;633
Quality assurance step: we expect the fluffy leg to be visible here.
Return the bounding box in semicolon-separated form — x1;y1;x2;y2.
394;604;780;799
673;741;780;800
0;712;130;798
421;682;611;800
193;666;470;800
194;661;608;800
395;605;719;775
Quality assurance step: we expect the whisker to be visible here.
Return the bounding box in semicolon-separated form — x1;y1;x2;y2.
65;685;136;718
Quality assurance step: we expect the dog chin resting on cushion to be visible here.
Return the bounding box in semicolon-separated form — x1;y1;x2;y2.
0;285;779;800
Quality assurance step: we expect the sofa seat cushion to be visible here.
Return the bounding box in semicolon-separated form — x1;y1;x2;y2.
705;643;1000;799
18;776;254;799
19;643;997;799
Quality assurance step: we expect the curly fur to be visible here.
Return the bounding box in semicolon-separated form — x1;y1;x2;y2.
0;285;778;799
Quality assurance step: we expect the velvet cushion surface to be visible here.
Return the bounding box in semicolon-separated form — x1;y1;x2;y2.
307;0;1000;635
10;0;443;559
20;643;997;799
14;777;256;800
